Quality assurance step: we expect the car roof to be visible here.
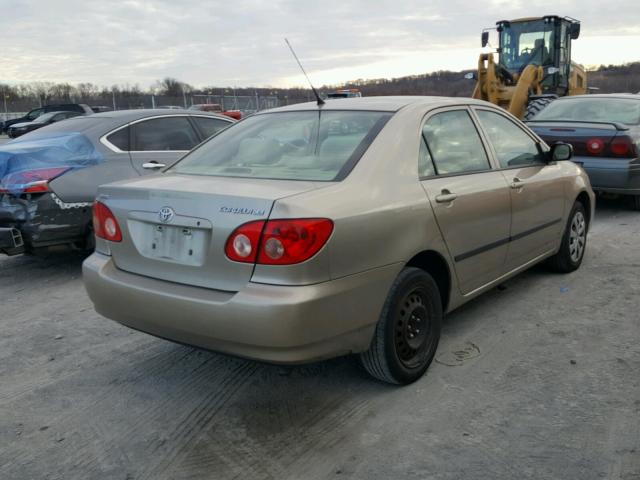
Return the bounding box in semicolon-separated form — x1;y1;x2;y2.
87;108;233;121
11;109;235;140
553;93;640;101
260;96;495;113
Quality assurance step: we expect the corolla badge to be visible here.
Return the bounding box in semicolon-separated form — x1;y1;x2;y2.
158;206;175;223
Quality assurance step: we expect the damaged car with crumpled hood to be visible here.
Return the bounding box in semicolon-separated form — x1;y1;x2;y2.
0;110;234;255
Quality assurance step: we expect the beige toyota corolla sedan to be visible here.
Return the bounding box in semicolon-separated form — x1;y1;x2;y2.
83;96;594;384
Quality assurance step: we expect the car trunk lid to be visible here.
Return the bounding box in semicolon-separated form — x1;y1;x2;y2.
527;121;621;157
99;173;321;291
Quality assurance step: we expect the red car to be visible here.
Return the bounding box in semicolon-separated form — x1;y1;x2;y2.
188;104;242;120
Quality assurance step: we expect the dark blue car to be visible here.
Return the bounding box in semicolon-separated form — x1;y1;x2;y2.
527;94;640;209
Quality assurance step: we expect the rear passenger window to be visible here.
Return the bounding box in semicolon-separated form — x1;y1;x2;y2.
133;117;200;151
418;137;436;177
423;110;490;175
106;127;130;151
476;110;546;168
192;116;231;139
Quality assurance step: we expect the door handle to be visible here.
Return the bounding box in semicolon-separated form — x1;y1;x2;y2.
435;190;458;203
142;162;167;170
510;177;524;190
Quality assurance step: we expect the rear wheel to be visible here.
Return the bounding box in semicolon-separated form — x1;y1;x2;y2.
547;201;587;273
359;268;442;385
631;195;640;211
524;96;556;120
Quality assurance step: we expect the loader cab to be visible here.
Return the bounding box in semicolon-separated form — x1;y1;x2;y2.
492;16;580;95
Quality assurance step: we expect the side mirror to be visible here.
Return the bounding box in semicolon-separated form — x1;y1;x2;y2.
481;31;489;47
464;72;477;80
550;142;573;162
569;23;581;40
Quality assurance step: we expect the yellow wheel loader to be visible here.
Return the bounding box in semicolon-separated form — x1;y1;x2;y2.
470;15;587;119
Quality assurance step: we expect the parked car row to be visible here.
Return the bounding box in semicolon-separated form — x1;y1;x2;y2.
1;103;95;135
7;110;87;138
1;93;637;384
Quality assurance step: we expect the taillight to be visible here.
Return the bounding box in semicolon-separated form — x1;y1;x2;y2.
610;136;635;157
225;218;333;265
92;201;122;242
224;220;265;263
0;167;69;194
257;219;334;265
586;138;605;155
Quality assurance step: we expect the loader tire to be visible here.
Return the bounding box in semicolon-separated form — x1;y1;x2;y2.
524;97;556;120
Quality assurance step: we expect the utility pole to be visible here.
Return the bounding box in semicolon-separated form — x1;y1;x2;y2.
112;89;117;111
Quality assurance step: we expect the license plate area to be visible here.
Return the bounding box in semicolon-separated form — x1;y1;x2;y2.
130;221;209;266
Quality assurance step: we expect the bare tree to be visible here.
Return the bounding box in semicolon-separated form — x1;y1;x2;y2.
159;77;184;97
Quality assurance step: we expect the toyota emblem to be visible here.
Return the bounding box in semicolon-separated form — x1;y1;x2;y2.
158;206;175;223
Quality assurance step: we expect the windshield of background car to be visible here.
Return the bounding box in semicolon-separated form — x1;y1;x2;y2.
500;21;554;70
170;110;392;181
35;112;58;123
26;108;44;120
532;98;640;125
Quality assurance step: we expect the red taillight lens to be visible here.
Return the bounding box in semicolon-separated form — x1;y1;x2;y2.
586;138;605;155
0;167;69;194
225;218;333;265
257;219;334;265
224;220;265;263
92;201;122;242
610;136;634;157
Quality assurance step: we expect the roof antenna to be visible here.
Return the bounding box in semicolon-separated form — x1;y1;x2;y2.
285;38;324;106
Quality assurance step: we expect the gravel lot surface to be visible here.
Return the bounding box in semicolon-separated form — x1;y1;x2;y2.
0;197;638;480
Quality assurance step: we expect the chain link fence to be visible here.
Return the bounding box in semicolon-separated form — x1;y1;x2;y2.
1;93;312;121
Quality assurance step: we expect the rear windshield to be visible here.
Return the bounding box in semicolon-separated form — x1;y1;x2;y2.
170;110;392;181
532;98;640;125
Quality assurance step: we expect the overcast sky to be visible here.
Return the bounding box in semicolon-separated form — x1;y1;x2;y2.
1;0;639;88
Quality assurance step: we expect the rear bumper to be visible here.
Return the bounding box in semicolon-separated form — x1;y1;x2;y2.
0;192;91;252
83;253;399;364
575;156;640;195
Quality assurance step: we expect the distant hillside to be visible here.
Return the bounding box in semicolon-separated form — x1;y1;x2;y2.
325;62;640;97
585;62;640;94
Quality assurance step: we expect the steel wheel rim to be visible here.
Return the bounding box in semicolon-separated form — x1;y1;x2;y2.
394;288;434;369
569;211;586;263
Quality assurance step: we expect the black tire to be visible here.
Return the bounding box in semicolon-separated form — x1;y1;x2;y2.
524;97;556;120
631;195;640;211
359;267;442;385
547;202;588;273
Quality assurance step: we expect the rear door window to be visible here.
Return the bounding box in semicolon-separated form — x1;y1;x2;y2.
132;116;200;151
422;110;491;175
475;109;546;168
192;116;231;139
418;137;436;177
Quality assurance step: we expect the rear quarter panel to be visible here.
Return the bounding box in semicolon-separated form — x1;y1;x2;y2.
251;103;454;287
